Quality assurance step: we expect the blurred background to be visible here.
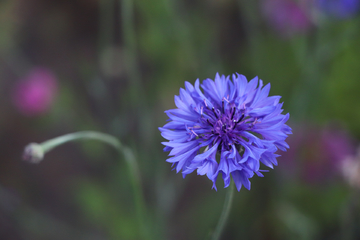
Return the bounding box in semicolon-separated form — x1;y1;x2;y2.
1;0;360;239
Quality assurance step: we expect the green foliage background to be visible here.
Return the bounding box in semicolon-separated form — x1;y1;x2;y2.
0;0;360;239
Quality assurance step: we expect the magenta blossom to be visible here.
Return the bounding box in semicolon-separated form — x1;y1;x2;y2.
279;125;355;184
13;67;58;116
262;0;312;38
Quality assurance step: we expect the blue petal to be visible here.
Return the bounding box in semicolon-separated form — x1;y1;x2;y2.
234;74;248;97
192;141;220;162
194;79;214;108
184;81;195;93
231;170;243;191
159;128;189;142
197;158;218;180
248;106;276;117
240;171;251;190
162;140;200;156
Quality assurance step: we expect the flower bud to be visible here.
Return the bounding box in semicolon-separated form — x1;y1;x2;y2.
23;143;44;164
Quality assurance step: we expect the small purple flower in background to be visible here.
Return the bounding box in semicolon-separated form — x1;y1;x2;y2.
261;0;312;38
317;0;360;19
12;67;58;116
279;125;355;184
159;73;291;191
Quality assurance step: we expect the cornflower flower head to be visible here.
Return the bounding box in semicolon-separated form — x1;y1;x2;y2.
159;73;291;191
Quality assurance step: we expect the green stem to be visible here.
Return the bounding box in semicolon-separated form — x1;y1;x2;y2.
211;182;235;240
40;131;119;152
120;0;144;103
98;0;115;53
35;131;148;239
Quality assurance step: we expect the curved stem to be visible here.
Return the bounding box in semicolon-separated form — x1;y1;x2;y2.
36;131;148;239
211;182;235;240
41;131;120;152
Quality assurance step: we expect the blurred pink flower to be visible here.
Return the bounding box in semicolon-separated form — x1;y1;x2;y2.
261;0;312;38
12;67;58;116
279;125;355;184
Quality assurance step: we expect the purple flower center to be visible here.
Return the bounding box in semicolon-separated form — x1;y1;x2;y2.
194;99;257;153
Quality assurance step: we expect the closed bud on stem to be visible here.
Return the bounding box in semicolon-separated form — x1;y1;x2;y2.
20;131;148;238
23;143;44;164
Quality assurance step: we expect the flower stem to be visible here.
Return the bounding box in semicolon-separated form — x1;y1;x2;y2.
40;131;120;152
211;182;235;240
27;131;149;240
120;0;143;104
98;0;115;53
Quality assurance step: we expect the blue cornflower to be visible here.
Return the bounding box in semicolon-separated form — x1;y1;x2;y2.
317;0;360;19
159;73;291;191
